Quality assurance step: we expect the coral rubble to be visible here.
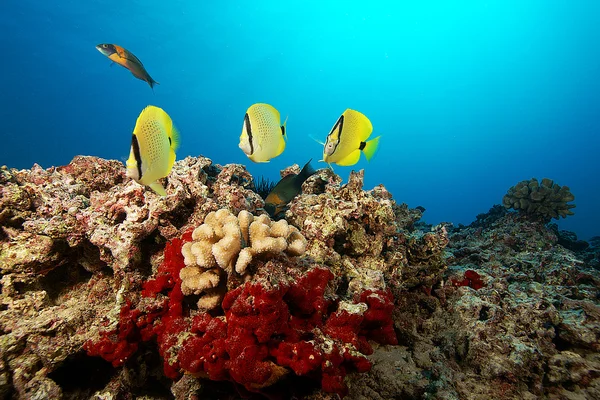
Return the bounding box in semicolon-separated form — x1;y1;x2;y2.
1;156;599;399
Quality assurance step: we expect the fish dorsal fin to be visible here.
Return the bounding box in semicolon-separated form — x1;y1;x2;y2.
262;103;280;120
122;47;144;66
336;149;361;166
345;109;373;141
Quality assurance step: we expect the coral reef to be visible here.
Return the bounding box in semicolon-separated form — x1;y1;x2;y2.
85;234;396;397
502;177;576;221
179;209;307;310
287;169;448;295
252;176;276;199
1;156;599;399
429;208;600;399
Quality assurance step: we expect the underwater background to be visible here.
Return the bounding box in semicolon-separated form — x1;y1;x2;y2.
2;0;598;239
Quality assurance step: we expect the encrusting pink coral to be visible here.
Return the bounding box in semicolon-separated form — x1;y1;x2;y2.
84;232;397;397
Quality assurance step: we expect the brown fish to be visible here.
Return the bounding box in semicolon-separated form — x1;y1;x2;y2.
264;160;316;217
96;43;158;89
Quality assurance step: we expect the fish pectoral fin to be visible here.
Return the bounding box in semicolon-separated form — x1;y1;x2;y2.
362;136;381;161
336;150;361;166
309;135;325;146
149;181;167;196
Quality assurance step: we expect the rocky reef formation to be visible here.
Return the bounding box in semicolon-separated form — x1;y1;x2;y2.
0;156;598;399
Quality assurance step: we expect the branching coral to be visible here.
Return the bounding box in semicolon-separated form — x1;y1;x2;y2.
502;178;575;221
179;209;307;310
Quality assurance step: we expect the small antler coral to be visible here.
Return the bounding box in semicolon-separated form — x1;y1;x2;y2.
502;178;575;221
180;209;307;310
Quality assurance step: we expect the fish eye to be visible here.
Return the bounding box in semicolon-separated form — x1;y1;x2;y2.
102;44;108;48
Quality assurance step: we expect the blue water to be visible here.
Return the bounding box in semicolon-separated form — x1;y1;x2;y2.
2;1;599;240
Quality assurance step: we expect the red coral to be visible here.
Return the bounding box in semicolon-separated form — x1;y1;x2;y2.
83;302;141;367
272;341;323;375
84;233;191;371
85;234;397;398
451;269;486;290
324;308;365;350
358;289;398;346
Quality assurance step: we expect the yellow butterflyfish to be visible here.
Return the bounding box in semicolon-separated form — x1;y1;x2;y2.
239;103;287;163
126;105;180;196
322;109;380;167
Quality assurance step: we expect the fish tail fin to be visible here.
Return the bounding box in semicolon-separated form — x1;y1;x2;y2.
169;124;181;151
148;79;159;91
362;136;381;161
298;159;316;181
298;158;317;185
149;181;167;196
166;111;180;170
276;117;287;157
281;116;288;139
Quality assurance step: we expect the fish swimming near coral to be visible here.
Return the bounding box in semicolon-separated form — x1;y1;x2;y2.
126;105;180;196
96;43;158;89
322;109;380;167
264;159;316;217
239;103;287;163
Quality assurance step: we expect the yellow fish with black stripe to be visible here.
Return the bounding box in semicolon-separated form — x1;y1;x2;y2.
126;106;180;196
239;103;287;163
322;109;380;166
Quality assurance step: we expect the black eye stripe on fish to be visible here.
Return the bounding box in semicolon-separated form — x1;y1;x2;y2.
244;113;254;155
131;134;143;179
328;115;344;154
